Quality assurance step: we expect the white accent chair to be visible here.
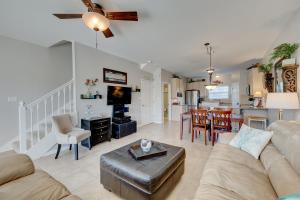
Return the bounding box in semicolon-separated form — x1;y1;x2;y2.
52;113;91;160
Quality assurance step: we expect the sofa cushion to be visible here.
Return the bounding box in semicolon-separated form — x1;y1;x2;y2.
198;144;276;200
260;143;284;170
193;183;247;200
0;152;34;186
210;144;266;174
268;121;300;175
61;195;82;200
261;145;300;197
0;170;71;200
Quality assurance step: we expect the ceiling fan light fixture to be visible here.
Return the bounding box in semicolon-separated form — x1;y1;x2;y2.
82;12;110;31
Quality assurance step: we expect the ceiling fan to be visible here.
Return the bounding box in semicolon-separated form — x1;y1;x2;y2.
53;0;138;38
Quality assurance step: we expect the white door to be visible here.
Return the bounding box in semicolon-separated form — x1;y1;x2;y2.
141;79;152;126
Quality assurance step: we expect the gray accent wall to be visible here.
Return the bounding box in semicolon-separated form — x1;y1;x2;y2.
74;42;152;125
0;36;72;146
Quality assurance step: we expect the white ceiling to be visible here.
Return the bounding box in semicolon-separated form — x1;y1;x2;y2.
1;0;300;77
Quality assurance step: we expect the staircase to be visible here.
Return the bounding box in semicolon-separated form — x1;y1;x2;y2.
17;80;76;159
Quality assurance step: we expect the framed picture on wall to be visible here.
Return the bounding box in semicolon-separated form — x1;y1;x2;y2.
103;68;127;85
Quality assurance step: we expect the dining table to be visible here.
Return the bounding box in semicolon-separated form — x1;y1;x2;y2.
180;110;243;145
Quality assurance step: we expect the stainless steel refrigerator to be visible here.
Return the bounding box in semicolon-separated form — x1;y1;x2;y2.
185;90;200;109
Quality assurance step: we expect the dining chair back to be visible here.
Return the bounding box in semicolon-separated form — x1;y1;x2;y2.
190;109;209;144
211;110;232;145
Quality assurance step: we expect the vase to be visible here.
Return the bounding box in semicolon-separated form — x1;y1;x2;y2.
86;86;93;98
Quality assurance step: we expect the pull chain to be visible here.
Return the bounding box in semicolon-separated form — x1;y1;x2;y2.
95;31;98;49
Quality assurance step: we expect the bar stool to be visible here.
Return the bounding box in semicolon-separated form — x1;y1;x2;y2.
247;116;267;130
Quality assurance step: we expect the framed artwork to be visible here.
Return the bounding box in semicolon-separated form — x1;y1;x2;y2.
103;68;127;85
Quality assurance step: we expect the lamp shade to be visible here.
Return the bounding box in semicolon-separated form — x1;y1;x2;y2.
82;12;109;31
254;91;263;98
266;93;299;109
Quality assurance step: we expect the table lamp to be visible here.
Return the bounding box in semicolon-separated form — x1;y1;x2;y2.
253;91;263;107
266;93;299;120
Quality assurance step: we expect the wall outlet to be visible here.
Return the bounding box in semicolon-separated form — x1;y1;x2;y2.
8;96;17;102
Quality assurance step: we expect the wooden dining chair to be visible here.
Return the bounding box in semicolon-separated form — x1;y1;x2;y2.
191;109;209;145
211;110;232;146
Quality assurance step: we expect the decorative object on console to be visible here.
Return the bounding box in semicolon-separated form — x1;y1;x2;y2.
282;64;298;92
84;104;94;119
103;68;127;84
128;140;167;160
140;139;152;152
259;63;274;92
266;92;300;120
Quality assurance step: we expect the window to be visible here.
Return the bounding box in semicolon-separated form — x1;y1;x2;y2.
208;86;229;100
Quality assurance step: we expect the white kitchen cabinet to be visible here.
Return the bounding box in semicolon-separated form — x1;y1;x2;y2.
171;78;185;98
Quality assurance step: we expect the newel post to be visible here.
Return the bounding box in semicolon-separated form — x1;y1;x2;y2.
18;101;27;153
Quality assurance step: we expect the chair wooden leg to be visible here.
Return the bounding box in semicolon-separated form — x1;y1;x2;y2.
191;129;194;142
69;144;72;151
55;144;61;159
212;132;215;146
204;129;207;145
74;144;78;160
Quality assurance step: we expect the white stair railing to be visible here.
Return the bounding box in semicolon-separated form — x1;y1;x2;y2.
18;80;75;153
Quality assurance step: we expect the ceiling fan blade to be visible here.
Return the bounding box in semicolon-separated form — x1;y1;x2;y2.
102;28;114;38
53;14;82;19
81;0;95;10
105;11;138;21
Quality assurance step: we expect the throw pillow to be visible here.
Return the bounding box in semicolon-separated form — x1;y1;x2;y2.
229;124;252;148
241;128;273;159
229;124;273;159
277;193;300;200
53;114;73;134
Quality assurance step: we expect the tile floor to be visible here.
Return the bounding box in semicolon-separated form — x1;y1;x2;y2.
35;121;213;200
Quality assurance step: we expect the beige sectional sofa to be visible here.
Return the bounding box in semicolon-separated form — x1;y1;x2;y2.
194;120;300;200
0;150;80;200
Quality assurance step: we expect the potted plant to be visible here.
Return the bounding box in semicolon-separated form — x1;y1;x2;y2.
270;43;299;66
258;63;274;92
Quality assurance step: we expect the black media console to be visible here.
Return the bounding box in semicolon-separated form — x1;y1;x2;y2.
111;104;137;139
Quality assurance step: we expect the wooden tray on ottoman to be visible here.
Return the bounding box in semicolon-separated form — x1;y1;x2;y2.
128;142;167;160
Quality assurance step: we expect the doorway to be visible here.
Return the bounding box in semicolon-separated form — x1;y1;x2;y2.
163;83;171;122
141;79;153;126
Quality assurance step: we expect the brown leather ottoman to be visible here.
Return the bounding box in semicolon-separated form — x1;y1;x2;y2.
100;140;185;200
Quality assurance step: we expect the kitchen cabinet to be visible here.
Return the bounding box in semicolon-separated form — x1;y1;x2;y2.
171;78;185;98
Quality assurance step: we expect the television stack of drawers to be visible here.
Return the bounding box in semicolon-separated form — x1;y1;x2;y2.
81;117;111;147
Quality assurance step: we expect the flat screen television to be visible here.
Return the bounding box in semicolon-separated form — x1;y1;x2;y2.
107;86;132;105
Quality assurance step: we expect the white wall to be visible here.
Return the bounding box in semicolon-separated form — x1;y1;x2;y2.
261;10;300;120
0;36;72;145
74;43;152;126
